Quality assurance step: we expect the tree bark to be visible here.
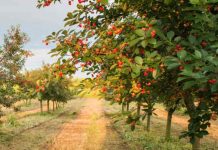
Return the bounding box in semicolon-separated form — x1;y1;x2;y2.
122;103;125;113
40;100;43;113
193;136;200;150
126;102;130;111
184;92;201;150
47;100;50;112
166;109;174;140
137;102;141;116
146;113;151;132
52;101;55;111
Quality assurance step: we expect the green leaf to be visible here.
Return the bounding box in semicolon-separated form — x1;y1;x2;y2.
177;50;187;60
189;0;200;5
135;56;143;65
164;0;172;5
188;35;196;44
167;31;175;41
194;50;202;59
183;81;196;90
167;63;180;70
100;0;108;5
148;38;157;45
129;37;143;47
134;29;145;37
141;40;148;48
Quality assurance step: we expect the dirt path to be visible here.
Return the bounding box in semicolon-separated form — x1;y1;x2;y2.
154;109;218;139
46;98;128;150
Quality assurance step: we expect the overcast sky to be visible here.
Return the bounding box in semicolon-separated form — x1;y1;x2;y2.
0;0;87;77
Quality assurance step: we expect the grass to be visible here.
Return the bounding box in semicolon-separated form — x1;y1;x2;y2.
0;98;85;150
104;101;218;150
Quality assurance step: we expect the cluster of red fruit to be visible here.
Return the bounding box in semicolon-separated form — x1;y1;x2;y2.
107;25;123;36
143;67;155;77
36;85;45;93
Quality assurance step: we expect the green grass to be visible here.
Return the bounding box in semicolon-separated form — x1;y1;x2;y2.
104;101;218;150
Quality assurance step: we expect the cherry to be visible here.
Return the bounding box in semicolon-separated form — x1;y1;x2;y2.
208;79;217;84
117;61;123;68
112;48;118;53
114;28;122;34
201;40;207;48
98;6;104;12
175;44;183;52
144;71;149;76
151;30;156;38
146;82;151;86
141;89;146;94
107;31;113;36
102;87;107;92
78;0;85;3
59;72;63;78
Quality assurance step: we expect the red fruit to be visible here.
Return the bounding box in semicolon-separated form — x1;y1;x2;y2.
74;51;79;57
208;79;217;84
114;28;122;34
175;44;183;52
151;30;156;38
97;0;101;3
111;25;117;30
140;49;145;55
146;68;154;72
117;61;123;68
92;22;96;27
102;87;107;93
201;40;207;48
59;72;63;78
107;31;113;36
68;1;72;5
146;82;151;86
79;24;82;28
78;0;85;3
144;71;149;76
141;89;146;94
112;48;118;53
98;6;104;11
137;83;141;88
36;85;40;89
179;66;184;71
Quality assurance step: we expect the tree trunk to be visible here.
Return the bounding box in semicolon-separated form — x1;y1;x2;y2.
146;113;151;132
52;101;55;111
122;103;125;113
137;103;141;116
40;100;43;113
166;110;173;140
55;101;58;109
184;92;201;150
47;100;50;112
126;102;130;111
193;136;200;150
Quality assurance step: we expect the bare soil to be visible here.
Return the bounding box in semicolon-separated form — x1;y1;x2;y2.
46;98;128;150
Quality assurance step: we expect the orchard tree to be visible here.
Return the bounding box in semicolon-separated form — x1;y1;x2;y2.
0;26;30;108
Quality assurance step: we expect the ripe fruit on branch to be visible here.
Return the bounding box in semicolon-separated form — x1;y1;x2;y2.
146;82;151;86
208;79;217;84
114;28;123;34
151;30;156;38
107;31;113;36
117;61;123;68
112;48;118;53
102;87;107;93
201;40;208;48
98;6;104;11
141;89;146;94
78;0;86;3
143;71;149;76
175;44;183;52
59;72;63;78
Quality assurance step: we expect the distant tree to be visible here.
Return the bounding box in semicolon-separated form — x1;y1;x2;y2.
0;26;30;108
